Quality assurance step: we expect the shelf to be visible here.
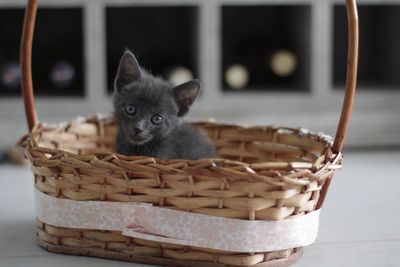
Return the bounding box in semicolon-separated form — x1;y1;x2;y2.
333;5;400;89
221;5;311;92
0;8;84;97
106;6;199;93
0;9;22;97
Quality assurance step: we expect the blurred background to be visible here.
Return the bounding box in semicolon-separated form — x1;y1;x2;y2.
1;0;400;159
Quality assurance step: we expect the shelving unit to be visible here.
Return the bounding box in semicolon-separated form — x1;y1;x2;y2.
1;0;400;149
0;7;84;97
0;8;23;96
106;6;199;92
334;4;400;89
33;8;84;96
222;5;310;92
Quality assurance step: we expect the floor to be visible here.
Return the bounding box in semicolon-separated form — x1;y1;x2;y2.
0;150;399;267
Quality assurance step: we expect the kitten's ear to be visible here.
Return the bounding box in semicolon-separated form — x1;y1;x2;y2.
172;80;201;117
114;50;142;92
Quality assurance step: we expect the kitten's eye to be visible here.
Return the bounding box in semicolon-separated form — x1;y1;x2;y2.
125;104;136;115
151;115;163;125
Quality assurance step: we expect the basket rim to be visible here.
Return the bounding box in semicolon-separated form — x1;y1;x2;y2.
21;114;341;173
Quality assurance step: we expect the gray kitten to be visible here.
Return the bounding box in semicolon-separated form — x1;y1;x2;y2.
113;50;216;160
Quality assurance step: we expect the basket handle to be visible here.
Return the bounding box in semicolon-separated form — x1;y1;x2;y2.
332;0;359;153
20;0;38;132
20;0;358;153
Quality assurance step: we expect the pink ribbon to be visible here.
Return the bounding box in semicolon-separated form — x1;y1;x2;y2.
35;189;320;252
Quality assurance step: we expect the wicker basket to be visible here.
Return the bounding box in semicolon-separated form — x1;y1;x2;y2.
18;0;359;266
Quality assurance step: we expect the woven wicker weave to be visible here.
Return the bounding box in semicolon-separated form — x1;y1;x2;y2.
18;0;359;266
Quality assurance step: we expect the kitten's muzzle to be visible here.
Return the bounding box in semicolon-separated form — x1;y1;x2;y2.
128;127;151;144
133;127;144;135
128;134;152;145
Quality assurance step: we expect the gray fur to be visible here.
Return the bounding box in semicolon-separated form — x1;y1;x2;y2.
113;50;216;160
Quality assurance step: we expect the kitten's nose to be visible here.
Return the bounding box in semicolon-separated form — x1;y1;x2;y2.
133;127;143;135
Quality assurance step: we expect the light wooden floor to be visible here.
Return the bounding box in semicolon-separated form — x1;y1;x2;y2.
1;150;399;267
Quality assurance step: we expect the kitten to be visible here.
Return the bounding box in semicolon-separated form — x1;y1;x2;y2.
113;50;216;160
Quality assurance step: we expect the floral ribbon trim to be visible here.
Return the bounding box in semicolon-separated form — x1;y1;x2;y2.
35;189;320;252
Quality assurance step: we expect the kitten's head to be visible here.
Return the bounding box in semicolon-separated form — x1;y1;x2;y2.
113;50;200;145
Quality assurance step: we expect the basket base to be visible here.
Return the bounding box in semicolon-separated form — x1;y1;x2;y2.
37;238;303;267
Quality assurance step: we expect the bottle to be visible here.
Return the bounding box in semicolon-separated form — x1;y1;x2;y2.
224;64;250;90
50;61;76;88
165;66;194;86
269;49;298;78
0;61;20;89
